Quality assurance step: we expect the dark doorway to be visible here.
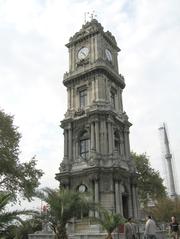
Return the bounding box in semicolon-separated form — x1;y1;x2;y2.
122;195;128;219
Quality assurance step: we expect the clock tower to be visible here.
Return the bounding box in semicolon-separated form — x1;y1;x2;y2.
56;19;139;222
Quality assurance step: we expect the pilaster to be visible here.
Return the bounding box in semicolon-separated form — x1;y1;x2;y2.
95;120;100;152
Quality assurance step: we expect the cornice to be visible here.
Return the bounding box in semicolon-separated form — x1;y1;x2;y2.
56;166;131;180
60;108;132;128
63;59;125;88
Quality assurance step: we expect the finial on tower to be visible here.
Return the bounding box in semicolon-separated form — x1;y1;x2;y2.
84;10;97;23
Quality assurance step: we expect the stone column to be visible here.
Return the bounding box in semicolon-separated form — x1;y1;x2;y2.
115;180;120;214
73;136;76;163
120;134;125;159
119;88;123;112
124;126;130;160
91;79;94;102
127;183;133;217
75;141;78;159
115;93;118;111
87;81;90;106
69;48;72;71
112;126;115;152
71;87;74;109
89;180;94;218
94;179;99;217
68;128;72;162
104;121;108;154
95;120;100;153
105;77;108;101
132;184;138;218
108;121;113;154
64;129;68;160
90;122;95;160
99;121;103;154
91;36;95;62
91;122;95;150
67;88;70;109
71;46;75;71
95;77;99;101
75;88;78;109
119;183;123;216
94;36;97;59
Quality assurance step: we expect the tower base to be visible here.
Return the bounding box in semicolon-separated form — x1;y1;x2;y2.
67;219;124;239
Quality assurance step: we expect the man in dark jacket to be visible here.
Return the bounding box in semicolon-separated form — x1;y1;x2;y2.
169;216;179;239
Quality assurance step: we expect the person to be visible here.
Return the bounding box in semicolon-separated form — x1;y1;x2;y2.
169;216;179;239
144;215;157;239
125;217;137;239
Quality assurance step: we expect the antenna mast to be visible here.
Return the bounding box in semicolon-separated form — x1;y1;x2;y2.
159;123;176;198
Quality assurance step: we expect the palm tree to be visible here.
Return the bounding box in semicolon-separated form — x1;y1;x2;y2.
95;208;125;239
37;187;93;239
0;191;39;237
14;217;42;239
0;192;21;232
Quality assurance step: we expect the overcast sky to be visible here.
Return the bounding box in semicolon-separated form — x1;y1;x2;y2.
0;0;180;207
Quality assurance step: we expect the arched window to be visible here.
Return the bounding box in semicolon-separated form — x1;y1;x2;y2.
114;131;120;154
79;131;89;159
79;89;87;108
110;87;117;109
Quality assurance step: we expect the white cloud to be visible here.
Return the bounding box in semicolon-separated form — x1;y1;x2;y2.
0;0;180;205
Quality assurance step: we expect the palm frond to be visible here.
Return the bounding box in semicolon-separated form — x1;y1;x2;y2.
95;208;125;234
0;192;12;211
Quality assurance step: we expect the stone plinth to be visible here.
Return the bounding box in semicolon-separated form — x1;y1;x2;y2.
28;231;54;239
69;233;124;239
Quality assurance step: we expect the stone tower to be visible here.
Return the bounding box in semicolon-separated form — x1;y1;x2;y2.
56;19;139;219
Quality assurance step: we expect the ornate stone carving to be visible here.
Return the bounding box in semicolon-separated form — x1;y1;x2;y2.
60;178;70;187
77;58;89;67
104;31;117;45
59;161;71;172
87;157;96;166
74;108;85;116
68;19;104;44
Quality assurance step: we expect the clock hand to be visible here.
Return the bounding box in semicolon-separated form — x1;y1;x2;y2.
82;51;86;57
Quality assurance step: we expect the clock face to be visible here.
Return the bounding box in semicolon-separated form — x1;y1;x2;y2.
78;184;86;193
105;49;112;62
78;47;89;60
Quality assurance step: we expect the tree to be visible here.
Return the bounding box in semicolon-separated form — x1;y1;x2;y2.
148;197;180;222
131;152;166;206
95;208;125;239
37;188;93;239
0;109;43;200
